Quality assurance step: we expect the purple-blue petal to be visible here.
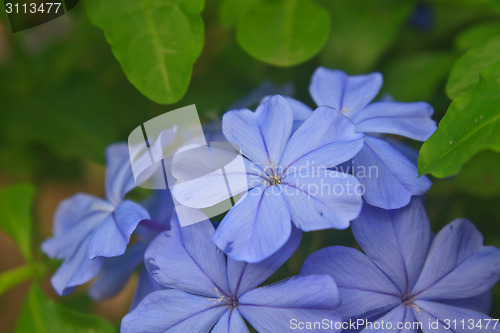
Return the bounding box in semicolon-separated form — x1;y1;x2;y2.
301;246;400;320
211;309;250;333
50;236;105;296
439;291;493;315
385;138;419;165
222;95;293;171
412;219;500;300
42;209;107;260
283;96;313;133
87;200;149;259
51;193;111;237
105;143;136;205
213;186;292;263
226;226;302;296
121;289;227;333
309;67;382;116
130;267;167;310
413;300;500;333
281;170;362;231
279;106;364;174
239;275;342;333
352;198;431;294
351;101;436;141
144;216;230;297
361;305;416;333
352;136;432;209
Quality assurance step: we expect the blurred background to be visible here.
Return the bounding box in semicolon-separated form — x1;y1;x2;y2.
0;0;499;331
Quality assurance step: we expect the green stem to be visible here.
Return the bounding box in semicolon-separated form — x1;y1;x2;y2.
0;263;45;296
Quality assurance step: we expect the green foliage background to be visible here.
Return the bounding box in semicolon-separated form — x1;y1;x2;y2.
0;0;499;331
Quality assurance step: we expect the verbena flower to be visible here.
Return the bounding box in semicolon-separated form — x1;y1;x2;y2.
301;199;500;332
42;144;150;296
173;95;364;262
309;68;437;209
121;215;342;333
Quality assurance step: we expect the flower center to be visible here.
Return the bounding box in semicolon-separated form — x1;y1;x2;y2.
227;296;239;309
401;294;421;314
207;288;239;310
263;175;282;186
401;294;412;304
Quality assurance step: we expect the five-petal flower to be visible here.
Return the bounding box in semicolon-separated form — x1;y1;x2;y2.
301;198;500;332
173;95;364;262
42;144;150;295
122;214;342;333
309;68;437;209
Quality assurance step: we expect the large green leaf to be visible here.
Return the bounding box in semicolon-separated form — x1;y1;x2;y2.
0;184;35;262
236;0;330;66
446;36;500;98
419;62;500;177
15;284;115;333
85;0;205;104
456;21;500;50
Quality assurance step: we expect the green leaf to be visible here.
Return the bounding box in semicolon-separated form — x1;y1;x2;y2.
382;51;457;101
236;0;330;66
85;0;205;104
318;0;413;73
456;21;500;50
15;284;115;333
0;264;45;296
446;36;500;98
419;62;500;177
0;184;35;262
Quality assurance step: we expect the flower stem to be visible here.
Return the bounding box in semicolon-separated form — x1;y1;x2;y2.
0;263;45;296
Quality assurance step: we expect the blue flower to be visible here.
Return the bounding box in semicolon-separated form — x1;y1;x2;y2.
409;3;434;32
89;189;173;303
42;144;150;296
309;68;437;209
301;198;500;332
173;95;364;262
121;215;342;333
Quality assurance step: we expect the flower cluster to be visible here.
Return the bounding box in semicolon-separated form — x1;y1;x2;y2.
43;68;500;332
